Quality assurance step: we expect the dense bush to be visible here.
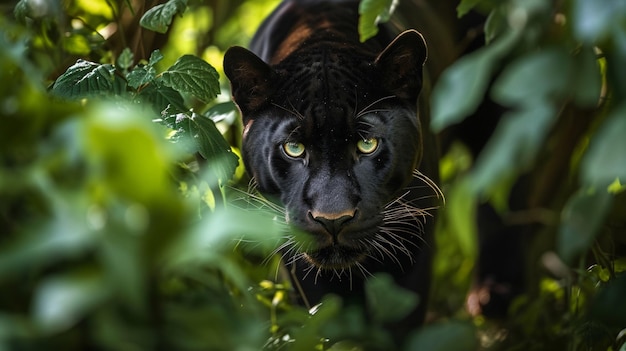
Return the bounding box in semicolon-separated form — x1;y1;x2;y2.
1;0;624;350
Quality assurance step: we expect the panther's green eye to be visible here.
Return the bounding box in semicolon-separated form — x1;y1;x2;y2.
283;142;306;158
356;137;379;154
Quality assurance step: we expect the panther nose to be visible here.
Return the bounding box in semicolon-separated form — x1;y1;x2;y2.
310;210;356;235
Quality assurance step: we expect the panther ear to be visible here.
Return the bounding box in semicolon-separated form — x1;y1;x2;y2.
223;46;274;116
375;30;427;102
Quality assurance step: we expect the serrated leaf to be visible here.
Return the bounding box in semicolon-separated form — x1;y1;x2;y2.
138;82;186;114
169;112;238;182
358;0;396;42
127;65;156;89
13;0;28;22
148;49;164;67
51;60;127;99
117;48;134;71
159;55;220;103
557;189;612;264
139;0;188;34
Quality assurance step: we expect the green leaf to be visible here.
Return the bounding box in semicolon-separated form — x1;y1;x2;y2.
484;7;507;44
139;0;188;34
51;60;127;99
33;270;111;333
83;102;176;203
117;47;134;71
581;105;626;187
589;274;626;328
573;0;626;43
557;189;612;264
406;321;478;351
159;55;220;103
492;48;570;105
457;0;481;18
358;0;396;42
571;46;602;106
470;102;555;195
168;111;238;182
138;82;186;114
446;179;478;258
366;273;419;323
204;101;238;123
127;65;156;89
148;49;164;67
13;0;28;22
431;30;519;132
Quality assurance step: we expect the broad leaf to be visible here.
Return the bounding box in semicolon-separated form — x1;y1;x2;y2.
167;112;238;182
358;0;396;42
406;321;478;351
127;65;156;89
557;189;612;264
138;82;186;114
573;0;626;43
492;48;570;105
457;0;481;18
366;273;419;323
52;60;127;99
470;102;555;195
139;0;188;34
431;30;518;132
33;270;111;332
159;55;220;103
117;48;134;71
581;105;626;187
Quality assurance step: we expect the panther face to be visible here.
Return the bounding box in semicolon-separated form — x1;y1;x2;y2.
224;30;428;270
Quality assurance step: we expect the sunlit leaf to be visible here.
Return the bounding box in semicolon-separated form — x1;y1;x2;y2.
148;49;164;66
139;0;188;34
82;102;176;203
581;105;626;187
358;0;396;42
406;321;478;351
159;55;220;103
557;188;612;264
117;48;134;71
127;65;156;89
51;60;127;99
163;109;238;182
446;179;478;258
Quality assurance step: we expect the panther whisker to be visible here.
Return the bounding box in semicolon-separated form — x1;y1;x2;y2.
355;95;396;119
272;100;305;120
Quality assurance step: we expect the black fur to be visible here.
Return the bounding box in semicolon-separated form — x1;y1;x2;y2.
224;0;439;343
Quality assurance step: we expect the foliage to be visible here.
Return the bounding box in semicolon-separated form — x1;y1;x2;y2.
431;0;626;350
1;0;625;351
